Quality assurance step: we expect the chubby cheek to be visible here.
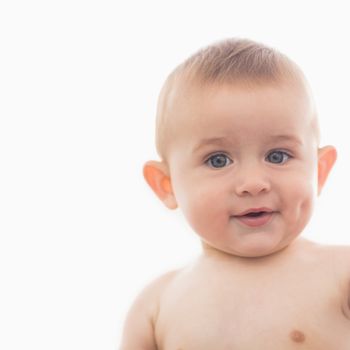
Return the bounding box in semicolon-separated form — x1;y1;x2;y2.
280;173;317;228
173;178;228;236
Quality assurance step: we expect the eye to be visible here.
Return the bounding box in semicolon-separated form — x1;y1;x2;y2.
266;150;291;164
206;153;232;168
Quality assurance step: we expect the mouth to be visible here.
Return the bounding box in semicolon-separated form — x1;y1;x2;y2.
233;208;275;227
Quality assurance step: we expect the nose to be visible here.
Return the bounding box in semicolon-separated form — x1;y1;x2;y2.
234;164;271;197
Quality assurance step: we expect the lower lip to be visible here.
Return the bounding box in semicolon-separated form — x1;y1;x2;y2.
235;212;275;227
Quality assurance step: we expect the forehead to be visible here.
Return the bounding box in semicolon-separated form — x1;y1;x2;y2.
168;80;315;148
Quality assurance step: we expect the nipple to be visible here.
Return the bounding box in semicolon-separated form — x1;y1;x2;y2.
290;329;306;343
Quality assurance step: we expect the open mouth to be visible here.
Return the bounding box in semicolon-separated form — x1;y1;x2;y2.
243;211;267;218
234;209;275;227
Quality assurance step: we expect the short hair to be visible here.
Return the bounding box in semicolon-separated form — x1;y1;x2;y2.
155;38;312;160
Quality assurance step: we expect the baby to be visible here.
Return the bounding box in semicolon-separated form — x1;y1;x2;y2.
120;38;350;349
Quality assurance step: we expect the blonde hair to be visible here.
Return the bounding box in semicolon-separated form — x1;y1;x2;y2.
156;38;311;160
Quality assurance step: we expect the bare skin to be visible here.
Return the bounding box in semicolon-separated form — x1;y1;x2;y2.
120;238;350;349
120;79;342;348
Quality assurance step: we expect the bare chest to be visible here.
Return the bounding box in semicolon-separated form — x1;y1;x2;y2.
154;266;350;349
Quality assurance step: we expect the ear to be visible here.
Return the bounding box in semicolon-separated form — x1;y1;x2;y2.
143;161;178;209
317;146;337;195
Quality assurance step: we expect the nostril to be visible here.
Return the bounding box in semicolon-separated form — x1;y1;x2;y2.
237;184;270;196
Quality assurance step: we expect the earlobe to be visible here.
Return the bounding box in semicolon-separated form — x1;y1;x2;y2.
317;146;337;195
143;161;178;209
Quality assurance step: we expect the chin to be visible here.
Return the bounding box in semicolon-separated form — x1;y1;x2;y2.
232;240;286;258
236;249;279;258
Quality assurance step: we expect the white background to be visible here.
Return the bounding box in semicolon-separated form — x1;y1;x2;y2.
0;0;349;349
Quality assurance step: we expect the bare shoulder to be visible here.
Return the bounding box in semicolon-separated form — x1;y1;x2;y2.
317;242;350;264
125;267;182;323
317;243;350;319
330;244;350;274
309;241;350;278
138;268;182;311
119;268;182;350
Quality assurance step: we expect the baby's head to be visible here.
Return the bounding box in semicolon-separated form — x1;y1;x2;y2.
144;38;337;258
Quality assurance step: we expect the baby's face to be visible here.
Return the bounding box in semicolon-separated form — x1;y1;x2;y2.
166;81;319;257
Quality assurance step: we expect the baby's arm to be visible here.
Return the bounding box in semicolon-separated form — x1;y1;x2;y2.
119;285;157;350
119;270;178;350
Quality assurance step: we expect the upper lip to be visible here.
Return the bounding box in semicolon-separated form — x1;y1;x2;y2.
235;207;274;217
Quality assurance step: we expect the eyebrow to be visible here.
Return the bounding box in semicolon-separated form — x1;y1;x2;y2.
192;134;303;153
192;137;234;153
268;134;304;145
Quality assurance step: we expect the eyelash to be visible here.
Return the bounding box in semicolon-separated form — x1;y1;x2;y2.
266;150;292;164
205;153;232;168
205;150;293;169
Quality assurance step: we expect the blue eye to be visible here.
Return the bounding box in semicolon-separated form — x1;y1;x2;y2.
266;150;291;164
206;154;232;168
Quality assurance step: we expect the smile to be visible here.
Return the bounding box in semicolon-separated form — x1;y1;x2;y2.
233;208;276;228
